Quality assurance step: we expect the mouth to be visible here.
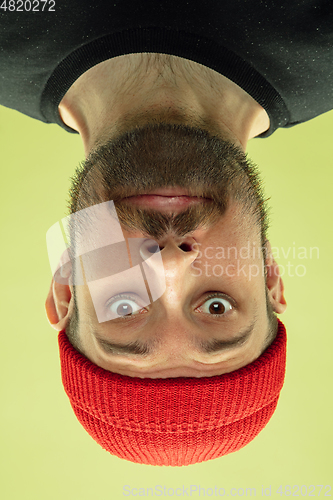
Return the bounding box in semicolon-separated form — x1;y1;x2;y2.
118;188;212;211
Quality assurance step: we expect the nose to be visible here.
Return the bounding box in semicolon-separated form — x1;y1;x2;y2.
139;237;199;263
139;236;199;309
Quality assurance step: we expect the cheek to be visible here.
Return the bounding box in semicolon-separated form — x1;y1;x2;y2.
192;253;266;283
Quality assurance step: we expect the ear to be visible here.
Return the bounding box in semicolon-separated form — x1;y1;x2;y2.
264;241;287;314
45;279;74;331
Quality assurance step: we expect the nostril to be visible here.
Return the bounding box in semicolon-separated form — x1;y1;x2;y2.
178;243;192;252
147;244;161;253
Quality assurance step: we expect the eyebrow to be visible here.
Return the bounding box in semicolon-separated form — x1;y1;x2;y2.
93;321;255;357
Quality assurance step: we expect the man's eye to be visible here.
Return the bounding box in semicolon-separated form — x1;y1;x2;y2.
107;294;147;318
197;296;233;315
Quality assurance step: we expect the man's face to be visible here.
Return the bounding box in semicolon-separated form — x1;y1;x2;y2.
59;121;284;378
73;200;273;379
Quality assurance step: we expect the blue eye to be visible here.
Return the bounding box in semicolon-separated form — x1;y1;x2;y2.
107;294;147;318
198;296;233;315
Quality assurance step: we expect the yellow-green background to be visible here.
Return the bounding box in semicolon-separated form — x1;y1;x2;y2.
0;103;332;499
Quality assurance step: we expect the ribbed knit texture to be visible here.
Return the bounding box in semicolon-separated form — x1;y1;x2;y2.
58;319;286;466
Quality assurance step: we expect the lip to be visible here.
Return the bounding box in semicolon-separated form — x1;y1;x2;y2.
120;194;211;210
142;188;192;196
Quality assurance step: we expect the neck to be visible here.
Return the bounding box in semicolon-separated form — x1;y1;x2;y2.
59;53;269;156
